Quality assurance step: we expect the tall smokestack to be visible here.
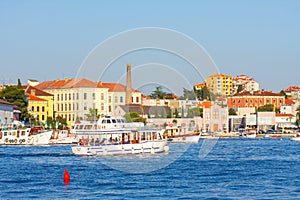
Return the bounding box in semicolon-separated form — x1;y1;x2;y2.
126;64;132;105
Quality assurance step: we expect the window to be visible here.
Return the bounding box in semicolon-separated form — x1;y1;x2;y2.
31;106;34;112
109;106;111;112
57;94;60;101
108;96;111;103
120;96;123;103
69;114;71;122
92;93;95;100
73;93;75;100
65;94;67;101
61;104;64;111
101;93;104;100
84;105;87;111
42;115;45;121
84;93;87;100
77;93;79;100
61;94;63;101
65;104;67;111
42;106;45;112
37;106;40;112
101;103;104;111
136;97;139;103
69;104;71;111
69;93;71;100
57;104;60;111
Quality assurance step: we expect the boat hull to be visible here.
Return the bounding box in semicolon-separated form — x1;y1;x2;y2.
291;137;300;142
169;134;200;143
71;140;169;156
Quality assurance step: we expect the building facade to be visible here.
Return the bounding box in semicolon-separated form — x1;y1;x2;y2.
36;78;142;126
205;74;233;96
232;74;260;94
25;86;54;124
0;99;14;125
227;90;285;109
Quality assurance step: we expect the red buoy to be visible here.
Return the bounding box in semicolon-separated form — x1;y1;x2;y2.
63;168;70;184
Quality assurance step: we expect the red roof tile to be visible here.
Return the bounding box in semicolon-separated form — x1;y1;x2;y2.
25;86;53;97
276;113;294;117
285;99;295;105
284;86;300;92
28;94;47;101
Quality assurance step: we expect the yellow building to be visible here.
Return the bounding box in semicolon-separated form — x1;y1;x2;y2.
25;86;54;125
205;74;233;96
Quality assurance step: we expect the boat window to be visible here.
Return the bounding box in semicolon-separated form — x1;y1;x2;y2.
78;125;84;129
4;132;7;136
107;120;111;124
121;119;126;123
117;119;122;123
102;120;107;124
112;119;116;123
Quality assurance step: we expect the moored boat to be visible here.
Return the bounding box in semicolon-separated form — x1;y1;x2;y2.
49;130;78;144
163;123;200;143
291;133;300;142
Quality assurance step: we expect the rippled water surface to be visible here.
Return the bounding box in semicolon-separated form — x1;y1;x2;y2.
0;138;299;199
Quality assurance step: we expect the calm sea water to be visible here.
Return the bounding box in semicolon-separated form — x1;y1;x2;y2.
0;138;299;199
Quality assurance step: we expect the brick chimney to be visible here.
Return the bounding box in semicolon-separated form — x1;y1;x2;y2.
126;64;132;105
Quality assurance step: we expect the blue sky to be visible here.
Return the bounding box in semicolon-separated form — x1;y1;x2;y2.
0;0;299;95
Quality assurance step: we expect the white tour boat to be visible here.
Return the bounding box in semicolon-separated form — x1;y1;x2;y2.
49;130;78;144
0;125;52;145
163;123;200;143
71;116;169;156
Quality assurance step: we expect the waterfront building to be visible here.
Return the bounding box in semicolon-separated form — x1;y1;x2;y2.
232;74;260;94
205;74;233;96
0;99;14;125
199;101;229;133
275;113;297;131
25;86;54;125
35;78;142;127
227;90;285;109
245;112;276;131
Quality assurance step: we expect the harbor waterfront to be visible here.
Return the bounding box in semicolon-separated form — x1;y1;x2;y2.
0;138;299;199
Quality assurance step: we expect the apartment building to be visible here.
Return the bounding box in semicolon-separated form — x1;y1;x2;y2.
205;74;233;96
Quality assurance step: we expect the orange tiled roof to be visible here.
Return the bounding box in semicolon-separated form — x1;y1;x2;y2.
276;113;294;117
28;94;47;101
97;82;140;92
36;78;98;90
284;86;300;92
232;90;283;97
37;78;141;92
25;86;53;96
285;99;295;105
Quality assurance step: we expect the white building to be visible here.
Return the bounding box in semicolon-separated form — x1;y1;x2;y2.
233;74;260;94
0;99;14;125
36;78;142;126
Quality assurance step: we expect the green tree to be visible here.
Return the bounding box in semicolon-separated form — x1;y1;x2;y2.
237;85;244;93
258;104;277;112
174;108;179;118
124;112;145;123
229;108;237;115
279;90;288;99
187;107;203;118
85;108;100;120
55;115;67;129
150;86;166;99
0;84;29;121
195;86;212;101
